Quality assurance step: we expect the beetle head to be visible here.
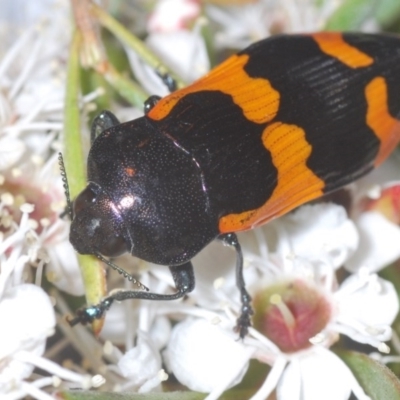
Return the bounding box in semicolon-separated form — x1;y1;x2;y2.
70;181;129;258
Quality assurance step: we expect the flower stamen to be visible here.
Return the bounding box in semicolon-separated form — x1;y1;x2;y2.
270;293;295;328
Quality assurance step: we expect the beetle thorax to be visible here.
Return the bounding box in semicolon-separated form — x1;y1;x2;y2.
77;118;219;265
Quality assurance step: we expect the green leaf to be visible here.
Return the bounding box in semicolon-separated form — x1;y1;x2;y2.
57;389;257;400
80;67;112;120
379;265;400;377
101;63;148;108
337;350;400;399
58;391;205;400
376;0;400;27
325;0;377;30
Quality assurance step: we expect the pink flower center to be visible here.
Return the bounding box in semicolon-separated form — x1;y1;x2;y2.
253;279;332;353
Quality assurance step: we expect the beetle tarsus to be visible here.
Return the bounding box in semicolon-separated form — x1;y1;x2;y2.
156;70;177;92
67;298;114;326
235;290;253;339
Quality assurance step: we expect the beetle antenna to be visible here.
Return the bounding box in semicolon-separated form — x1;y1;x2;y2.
58;153;74;221
94;252;149;291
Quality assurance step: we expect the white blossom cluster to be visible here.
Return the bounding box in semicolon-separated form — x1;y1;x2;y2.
0;1;399;400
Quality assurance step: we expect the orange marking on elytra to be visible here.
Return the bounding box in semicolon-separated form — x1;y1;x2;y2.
148;54;280;124
219;123;325;233
365;76;400;166
312;32;374;68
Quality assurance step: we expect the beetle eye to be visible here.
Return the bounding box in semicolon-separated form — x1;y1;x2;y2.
101;234;128;257
73;186;97;215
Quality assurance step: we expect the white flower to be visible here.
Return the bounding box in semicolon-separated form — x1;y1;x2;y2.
125;0;207;97
126;23;209;96
0;200;93;399
346;164;400;273
0;2;94;298
0;136;25;171
206;0;342;50
146;28;210;84
276;348;367;400
334;273;398;347
0;282;90;398
0;284;55;394
117;331;166;393
269;203;359;269
0;1;394;399
147;0;201;33
206;2;274;49
0;2;98;398
346;211;400;272
165;318;254;395
162;203;398;399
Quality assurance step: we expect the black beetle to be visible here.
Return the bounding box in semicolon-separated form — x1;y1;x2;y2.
66;32;400;338
66;105;252;337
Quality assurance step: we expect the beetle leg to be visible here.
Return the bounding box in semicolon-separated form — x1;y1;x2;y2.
144;95;162;114
143;71;176;114
220;233;253;339
68;262;195;326
156;70;177;93
90;110;121;144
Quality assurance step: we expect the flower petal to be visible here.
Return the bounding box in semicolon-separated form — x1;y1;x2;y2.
0;284;55;358
0;136;25;170
118;332;162;389
346;211;400;272
273;204;358;269
0;284;55;391
147;0;201;33
275;357;301;400
46;240;83;296
146;30;209;83
278;352;352;400
337;274;398;329
165;318;253;393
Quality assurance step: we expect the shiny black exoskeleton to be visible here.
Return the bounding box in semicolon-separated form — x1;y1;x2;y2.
69;106;252;338
71;113;217;265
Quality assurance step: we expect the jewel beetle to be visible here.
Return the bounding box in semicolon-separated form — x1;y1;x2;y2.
67;32;400;338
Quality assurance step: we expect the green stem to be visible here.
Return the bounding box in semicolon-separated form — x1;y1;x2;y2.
63;30;86;198
91;2;186;89
101;62;148;107
63;29;106;332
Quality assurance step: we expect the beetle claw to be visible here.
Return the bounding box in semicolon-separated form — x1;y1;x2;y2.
67;298;114;326
235;308;253;339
